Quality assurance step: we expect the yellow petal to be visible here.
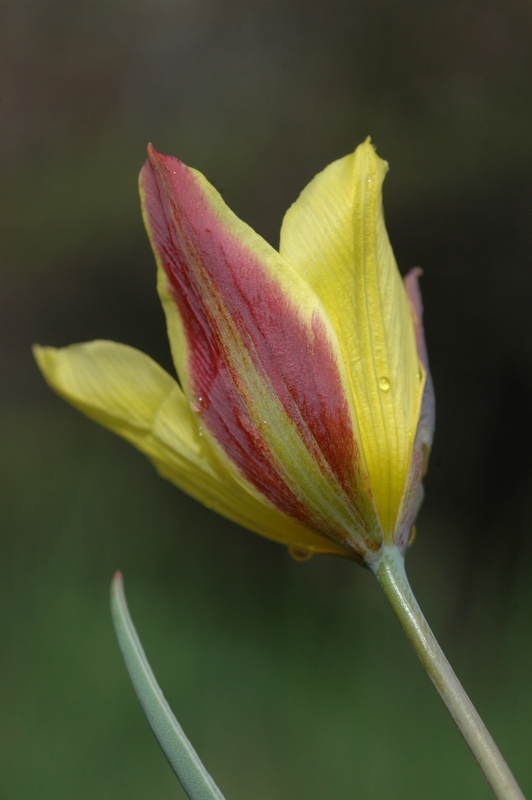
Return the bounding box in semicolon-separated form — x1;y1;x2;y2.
33;340;178;452
33;341;348;557
280;139;424;538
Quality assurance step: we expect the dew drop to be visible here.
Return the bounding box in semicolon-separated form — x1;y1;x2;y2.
366;176;374;187
190;395;204;413
198;425;204;437
378;376;391;392
288;545;314;562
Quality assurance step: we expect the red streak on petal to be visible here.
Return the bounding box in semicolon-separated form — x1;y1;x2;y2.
141;147;360;530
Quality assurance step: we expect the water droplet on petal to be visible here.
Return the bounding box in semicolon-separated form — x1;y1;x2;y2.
288;545;314;562
190;396;204;413
198;426;204;437
366;176;374;187
378;376;391;392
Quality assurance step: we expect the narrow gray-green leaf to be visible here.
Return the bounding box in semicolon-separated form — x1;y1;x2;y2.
110;572;226;800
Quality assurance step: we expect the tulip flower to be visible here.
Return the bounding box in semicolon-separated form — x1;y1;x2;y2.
34;140;523;800
34;139;433;566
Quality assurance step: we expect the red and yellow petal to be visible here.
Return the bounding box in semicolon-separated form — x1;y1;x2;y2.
140;146;382;558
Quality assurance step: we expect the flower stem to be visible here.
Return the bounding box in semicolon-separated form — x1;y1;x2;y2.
373;547;525;800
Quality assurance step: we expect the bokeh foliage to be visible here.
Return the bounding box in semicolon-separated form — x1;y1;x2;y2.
1;0;532;797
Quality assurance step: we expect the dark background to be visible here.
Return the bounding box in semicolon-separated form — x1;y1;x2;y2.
1;1;532;797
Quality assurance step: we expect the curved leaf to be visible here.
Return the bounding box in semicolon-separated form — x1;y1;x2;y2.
110;572;226;800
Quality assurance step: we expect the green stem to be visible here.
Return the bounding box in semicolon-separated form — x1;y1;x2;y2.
373;547;525;800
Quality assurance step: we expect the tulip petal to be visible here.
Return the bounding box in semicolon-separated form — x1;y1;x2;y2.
139;147;382;557
403;267;435;475
394;269;435;551
33;340;348;557
279;139;423;538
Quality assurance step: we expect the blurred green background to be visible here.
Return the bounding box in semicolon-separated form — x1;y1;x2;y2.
2;0;532;797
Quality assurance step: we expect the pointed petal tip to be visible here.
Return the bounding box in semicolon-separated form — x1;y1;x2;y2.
143;143;158;176
404;267;425;318
145;142;184;170
144;143;162;174
140;145;189;199
32;343;56;379
146;142;162;163
354;136;389;179
146;142;166;160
